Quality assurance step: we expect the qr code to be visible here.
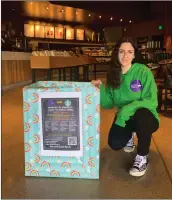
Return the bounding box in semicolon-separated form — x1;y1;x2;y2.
68;137;77;145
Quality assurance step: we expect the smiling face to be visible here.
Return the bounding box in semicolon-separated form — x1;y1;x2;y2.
118;42;135;68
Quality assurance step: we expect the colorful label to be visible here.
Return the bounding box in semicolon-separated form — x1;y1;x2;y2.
130;80;143;92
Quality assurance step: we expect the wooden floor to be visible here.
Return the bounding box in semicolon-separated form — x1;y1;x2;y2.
2;85;172;199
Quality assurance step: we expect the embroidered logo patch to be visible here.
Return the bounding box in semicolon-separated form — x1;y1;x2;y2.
130;80;143;92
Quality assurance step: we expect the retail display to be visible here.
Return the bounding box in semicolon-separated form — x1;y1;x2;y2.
32;50;74;57
96;57;111;63
81;47;111;56
81;47;112;63
30;51;97;69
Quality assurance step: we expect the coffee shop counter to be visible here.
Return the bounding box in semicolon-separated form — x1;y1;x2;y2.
2;51;45;91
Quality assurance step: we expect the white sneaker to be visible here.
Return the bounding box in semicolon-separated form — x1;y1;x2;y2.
129;154;148;177
124;133;136;153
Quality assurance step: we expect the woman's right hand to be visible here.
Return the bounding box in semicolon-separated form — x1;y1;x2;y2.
91;79;102;88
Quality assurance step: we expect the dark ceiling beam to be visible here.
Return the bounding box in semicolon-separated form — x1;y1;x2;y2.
50;1;151;21
1;1;136;27
2;1;172;28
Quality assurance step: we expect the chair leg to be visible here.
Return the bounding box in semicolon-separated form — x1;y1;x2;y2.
70;68;73;81
47;69;52;80
164;88;168;116
157;86;163;112
63;68;66;81
58;69;62;81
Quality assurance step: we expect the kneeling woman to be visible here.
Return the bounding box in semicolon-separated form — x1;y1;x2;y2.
92;37;159;177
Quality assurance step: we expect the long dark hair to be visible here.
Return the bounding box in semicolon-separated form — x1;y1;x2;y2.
107;37;137;89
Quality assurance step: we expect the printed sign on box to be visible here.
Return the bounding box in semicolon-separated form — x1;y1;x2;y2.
39;92;83;157
23;81;100;179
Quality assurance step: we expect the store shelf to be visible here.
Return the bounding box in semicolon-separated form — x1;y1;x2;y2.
90;55;111;57
30;55;97;69
29;39;104;47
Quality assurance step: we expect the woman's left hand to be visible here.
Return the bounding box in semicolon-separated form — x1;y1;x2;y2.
91;79;102;88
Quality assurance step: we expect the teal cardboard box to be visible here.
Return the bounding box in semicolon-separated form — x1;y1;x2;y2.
23;81;100;179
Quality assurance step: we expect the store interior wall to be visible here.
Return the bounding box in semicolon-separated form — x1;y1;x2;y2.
124;19;172;38
103;26;123;44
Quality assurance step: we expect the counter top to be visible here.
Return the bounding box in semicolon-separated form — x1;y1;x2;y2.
2;51;32;61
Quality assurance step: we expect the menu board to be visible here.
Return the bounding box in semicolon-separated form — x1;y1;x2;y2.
76;29;84;41
39;92;83;157
55;27;64;39
35;25;45;38
45;26;54;38
24;24;34;37
66;28;74;40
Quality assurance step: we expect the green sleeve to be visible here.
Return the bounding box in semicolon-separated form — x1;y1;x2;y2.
100;84;115;109
115;69;158;127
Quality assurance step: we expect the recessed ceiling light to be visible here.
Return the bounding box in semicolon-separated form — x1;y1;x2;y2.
120;19;123;22
110;17;113;20
12;8;15;11
88;14;91;17
129;20;132;23
99;16;102;19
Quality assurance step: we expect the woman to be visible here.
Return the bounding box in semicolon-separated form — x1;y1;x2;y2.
92;37;159;177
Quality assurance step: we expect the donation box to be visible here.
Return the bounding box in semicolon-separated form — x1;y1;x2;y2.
23;81;100;179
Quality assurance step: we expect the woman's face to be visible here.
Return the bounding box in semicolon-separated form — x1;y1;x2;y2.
118;42;135;67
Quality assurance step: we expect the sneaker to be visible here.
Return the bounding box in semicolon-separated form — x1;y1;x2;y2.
129;154;148;177
124;133;136;153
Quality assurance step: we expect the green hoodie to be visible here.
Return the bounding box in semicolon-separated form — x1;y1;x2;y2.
100;63;160;127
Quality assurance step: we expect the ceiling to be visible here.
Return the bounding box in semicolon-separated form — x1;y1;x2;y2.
1;1;171;27
50;1;151;20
